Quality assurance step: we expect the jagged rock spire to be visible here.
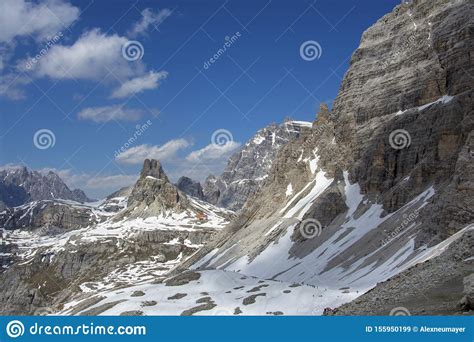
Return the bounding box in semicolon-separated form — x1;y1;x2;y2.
140;159;169;182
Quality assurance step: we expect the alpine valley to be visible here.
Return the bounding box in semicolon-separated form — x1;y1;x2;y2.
0;0;473;316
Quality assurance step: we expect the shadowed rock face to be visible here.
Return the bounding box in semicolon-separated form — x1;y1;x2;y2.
0;166;92;206
176;177;204;200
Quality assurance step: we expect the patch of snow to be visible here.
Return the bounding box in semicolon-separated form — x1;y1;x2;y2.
290;120;312;128
343;172;364;219
396;95;454;116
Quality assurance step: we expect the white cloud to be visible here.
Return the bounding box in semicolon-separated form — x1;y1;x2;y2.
85;174;138;190
128;8;172;37
77;104;143;122
29;29;136;80
162;141;241;182
110;71;168;98
0;73;30;100
0;0;79;43
116;140;192;165
46;168;138;199
0;3;170;100
186;142;241;163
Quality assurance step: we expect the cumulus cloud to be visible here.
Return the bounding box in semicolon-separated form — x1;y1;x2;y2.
128;8;172;37
84;174;138;190
0;73;30;100
115;140;192;165
77;104;143;123
186;142;241;163
110;71;168;98
1;3;170;100
0;0;79;43
27;29;136;80
44;168;138;199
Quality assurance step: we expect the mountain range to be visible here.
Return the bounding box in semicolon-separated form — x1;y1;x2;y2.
0;166;91;209
0;0;472;316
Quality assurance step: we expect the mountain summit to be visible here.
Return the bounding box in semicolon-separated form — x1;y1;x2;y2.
0;166;92;207
123;159;190;217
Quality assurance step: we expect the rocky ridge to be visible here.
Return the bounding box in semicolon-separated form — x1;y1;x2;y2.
0;166;92;207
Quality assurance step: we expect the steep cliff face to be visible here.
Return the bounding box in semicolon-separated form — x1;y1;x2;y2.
176;0;473;314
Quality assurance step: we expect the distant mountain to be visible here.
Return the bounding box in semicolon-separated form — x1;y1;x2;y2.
176;176;205;200
179;120;312;211
0;166;92;207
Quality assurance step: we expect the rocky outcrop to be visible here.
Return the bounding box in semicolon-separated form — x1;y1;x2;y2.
176;177;204;200
329;226;473;315
460;273;474;311
202;175;220;204
0;200;105;232
124;159;190;218
0;166;92;206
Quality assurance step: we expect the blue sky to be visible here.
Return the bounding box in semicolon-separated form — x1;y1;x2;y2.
0;0;400;198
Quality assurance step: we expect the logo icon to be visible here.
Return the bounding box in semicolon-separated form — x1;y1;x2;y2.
211;129;233;147
299;218;323;239
122;40;144;61
299;40;323;61
389;307;411;316
33;129;56;150
389;129;411;150
6;320;25;338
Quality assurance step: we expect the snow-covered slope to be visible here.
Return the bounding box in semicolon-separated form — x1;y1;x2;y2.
59;270;356;316
190;152;450;294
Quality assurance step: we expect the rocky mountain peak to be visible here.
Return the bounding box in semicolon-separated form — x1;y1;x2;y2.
140;159;169;182
125;159;189;217
199;120;312;211
316;103;330;121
